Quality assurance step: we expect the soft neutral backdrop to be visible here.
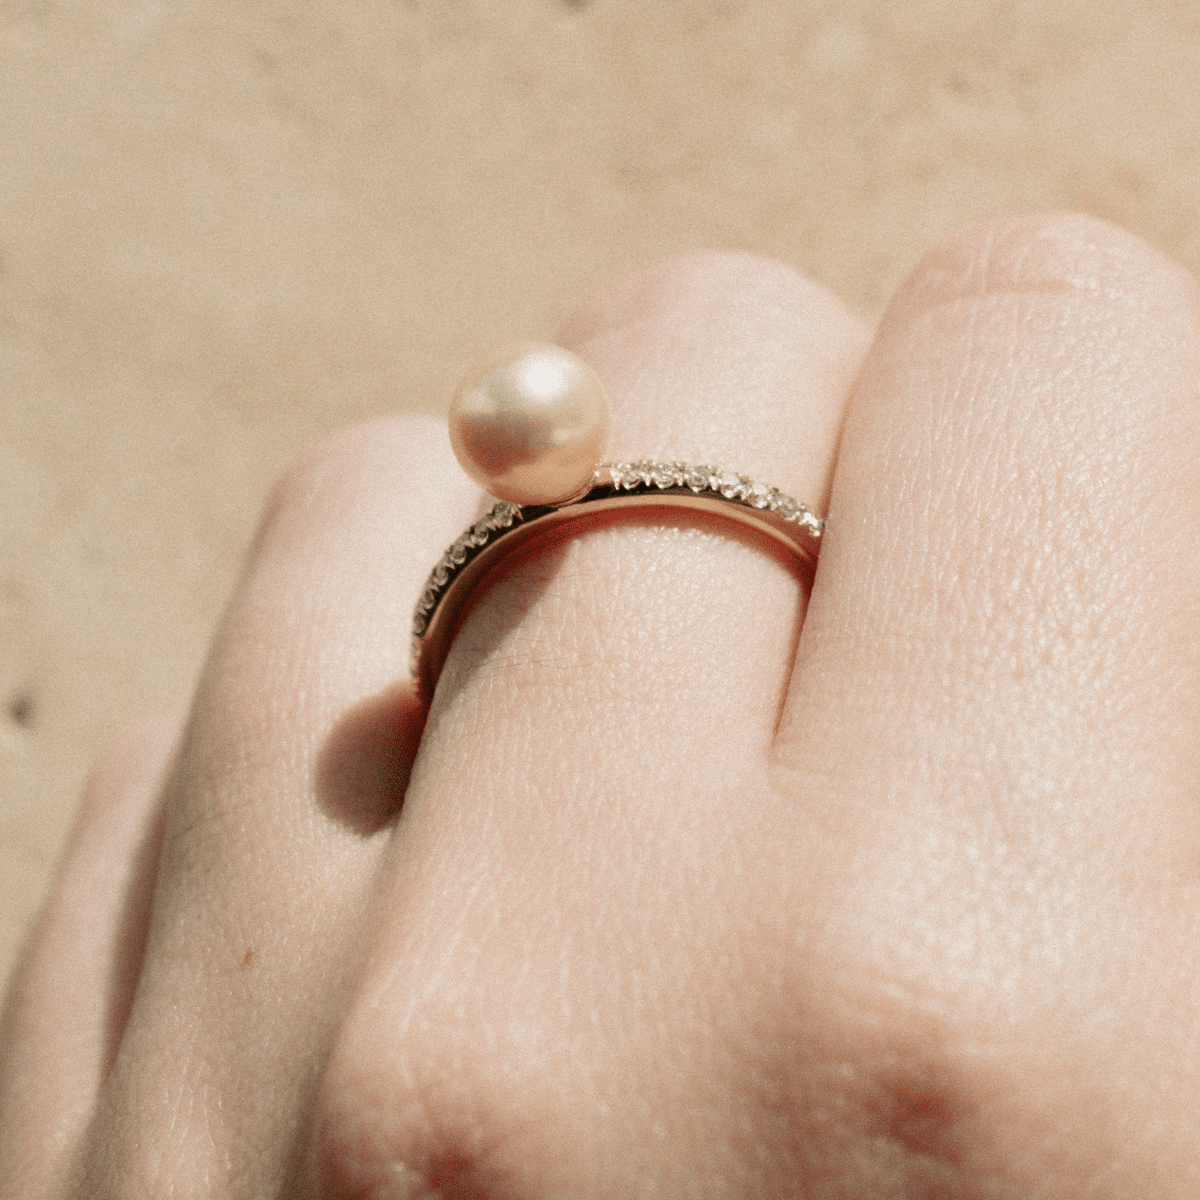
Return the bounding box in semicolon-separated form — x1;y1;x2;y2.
3;0;1199;986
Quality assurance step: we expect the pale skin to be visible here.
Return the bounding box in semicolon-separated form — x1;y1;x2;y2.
2;212;1200;1197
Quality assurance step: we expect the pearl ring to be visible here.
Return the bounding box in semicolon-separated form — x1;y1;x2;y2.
411;343;824;698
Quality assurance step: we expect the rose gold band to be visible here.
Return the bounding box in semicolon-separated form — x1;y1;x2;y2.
411;461;823;700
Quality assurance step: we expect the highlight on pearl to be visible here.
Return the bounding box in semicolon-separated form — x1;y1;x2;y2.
449;342;611;506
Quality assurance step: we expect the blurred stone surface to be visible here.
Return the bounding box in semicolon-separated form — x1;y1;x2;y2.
3;0;1200;982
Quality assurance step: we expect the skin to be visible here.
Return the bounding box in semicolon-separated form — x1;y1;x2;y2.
2;212;1200;1197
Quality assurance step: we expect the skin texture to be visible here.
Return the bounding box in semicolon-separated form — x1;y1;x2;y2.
2;213;1200;1196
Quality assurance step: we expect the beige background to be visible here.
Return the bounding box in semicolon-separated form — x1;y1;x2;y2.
3;0;1200;988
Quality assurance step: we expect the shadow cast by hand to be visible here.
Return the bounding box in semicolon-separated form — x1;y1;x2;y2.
315;682;427;837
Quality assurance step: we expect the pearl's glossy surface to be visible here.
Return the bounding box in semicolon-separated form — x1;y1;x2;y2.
449;343;610;506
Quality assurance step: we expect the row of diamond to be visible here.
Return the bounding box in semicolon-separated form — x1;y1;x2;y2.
412;463;823;648
596;462;824;534
411;500;523;640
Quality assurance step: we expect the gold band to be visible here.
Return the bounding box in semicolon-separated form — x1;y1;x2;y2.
411;461;823;699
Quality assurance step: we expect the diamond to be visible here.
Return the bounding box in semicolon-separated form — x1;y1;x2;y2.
684;464;714;492
448;536;471;565
471;517;493;543
775;494;801;521
412;612;427;636
491;501;519;527
716;470;746;500
650;462;681;488
609;463;639;489
746;481;772;509
431;560;450;587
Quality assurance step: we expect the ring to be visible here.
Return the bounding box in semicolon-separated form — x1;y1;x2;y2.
410;343;824;698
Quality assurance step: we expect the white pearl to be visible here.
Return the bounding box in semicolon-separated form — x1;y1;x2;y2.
449;342;611;506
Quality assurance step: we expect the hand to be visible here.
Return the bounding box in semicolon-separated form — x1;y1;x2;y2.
3;213;1199;1197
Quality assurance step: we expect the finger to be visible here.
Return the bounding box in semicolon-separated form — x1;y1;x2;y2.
789;212;1200;864
0;713;179;1198
313;253;871;1196
74;417;480;1194
432;251;870;773
778;214;1200;1188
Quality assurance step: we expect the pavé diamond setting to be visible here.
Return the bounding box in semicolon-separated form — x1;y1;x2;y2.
411;460;823;697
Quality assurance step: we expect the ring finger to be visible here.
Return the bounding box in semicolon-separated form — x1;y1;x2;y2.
315;250;869;1195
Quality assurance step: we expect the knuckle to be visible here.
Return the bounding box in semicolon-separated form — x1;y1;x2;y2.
559;248;818;347
862;212;1200;547
898;210;1200;319
314;1012;557;1198
310;933;1039;1197
742;950;1084;1196
259;413;447;547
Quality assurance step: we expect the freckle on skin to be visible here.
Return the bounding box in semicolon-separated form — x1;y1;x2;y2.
241;949;255;969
